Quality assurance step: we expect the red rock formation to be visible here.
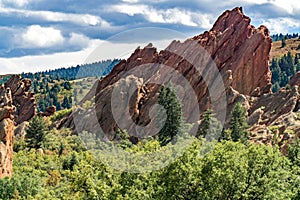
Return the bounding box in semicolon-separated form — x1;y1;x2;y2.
66;7;272;138
5;75;36;124
290;71;300;87
0;85;14;178
191;7;272;95
40;106;56;117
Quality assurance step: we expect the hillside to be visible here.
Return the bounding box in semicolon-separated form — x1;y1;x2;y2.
270;37;300;59
19;59;120;112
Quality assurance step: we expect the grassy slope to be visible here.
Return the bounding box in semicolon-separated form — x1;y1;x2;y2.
270;37;300;59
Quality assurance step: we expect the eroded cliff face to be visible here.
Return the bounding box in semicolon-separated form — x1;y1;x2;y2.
0;85;14;178
5;75;36;124
63;7;273;140
0;75;36;178
191;7;272;95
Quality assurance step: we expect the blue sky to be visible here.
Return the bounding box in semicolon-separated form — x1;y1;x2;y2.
0;0;300;74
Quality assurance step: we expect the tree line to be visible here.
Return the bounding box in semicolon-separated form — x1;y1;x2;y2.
270;52;300;92
271;33;299;42
21;59;120;81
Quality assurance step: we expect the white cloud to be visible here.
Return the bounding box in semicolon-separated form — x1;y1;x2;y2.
0;42;100;75
270;0;300;15
22;25;64;48
112;4;212;28
0;6;110;27
0;31;185;74
31;11;109;27
68;33;91;48
122;0;139;3
239;0;300;15
0;0;38;7
262;17;300;34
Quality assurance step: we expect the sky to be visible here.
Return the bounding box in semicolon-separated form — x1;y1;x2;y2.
0;0;300;74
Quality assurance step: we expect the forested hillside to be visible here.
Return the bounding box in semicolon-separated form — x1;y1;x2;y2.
21;59;120;112
268;35;300;92
21;59;120;81
270;52;300;92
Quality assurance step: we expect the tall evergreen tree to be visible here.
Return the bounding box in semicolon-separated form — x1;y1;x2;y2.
229;103;249;142
62;96;72;109
158;85;182;146
25;116;48;149
281;38;287;48
197;109;223;141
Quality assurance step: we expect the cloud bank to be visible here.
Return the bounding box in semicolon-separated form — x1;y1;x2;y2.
0;0;299;73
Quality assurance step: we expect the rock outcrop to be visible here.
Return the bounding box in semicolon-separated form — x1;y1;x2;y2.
290;71;300;87
0;75;36;178
247;86;300;150
5;75;36;124
0;85;14;178
191;7;272;95
40;106;56;117
63;7;272;139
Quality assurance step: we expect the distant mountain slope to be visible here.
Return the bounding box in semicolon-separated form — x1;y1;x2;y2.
271;37;300;59
269;38;300;92
21;59;121;81
2;59;122;112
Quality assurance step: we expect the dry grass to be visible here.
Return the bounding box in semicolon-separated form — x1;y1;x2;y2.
270;37;300;59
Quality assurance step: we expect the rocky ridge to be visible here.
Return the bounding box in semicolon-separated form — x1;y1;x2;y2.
63;7;276;141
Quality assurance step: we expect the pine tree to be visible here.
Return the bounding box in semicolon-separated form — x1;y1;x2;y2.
158;85;182;146
270;58;281;85
281;38;286;48
25;116;48;149
63;81;72;90
286;51;295;76
272;82;280;93
229;103;249;142
197;109;222;141
68;96;73;108
62;96;72;109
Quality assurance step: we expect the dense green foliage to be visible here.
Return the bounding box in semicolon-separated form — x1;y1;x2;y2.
23;59;120;112
2;135;299;199
1;98;300;199
288;138;300;166
270;52;300;92
35;80;72;112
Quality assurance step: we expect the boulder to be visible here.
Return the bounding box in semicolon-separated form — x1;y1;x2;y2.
0;85;14;178
40;106;56;117
290;71;300;87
